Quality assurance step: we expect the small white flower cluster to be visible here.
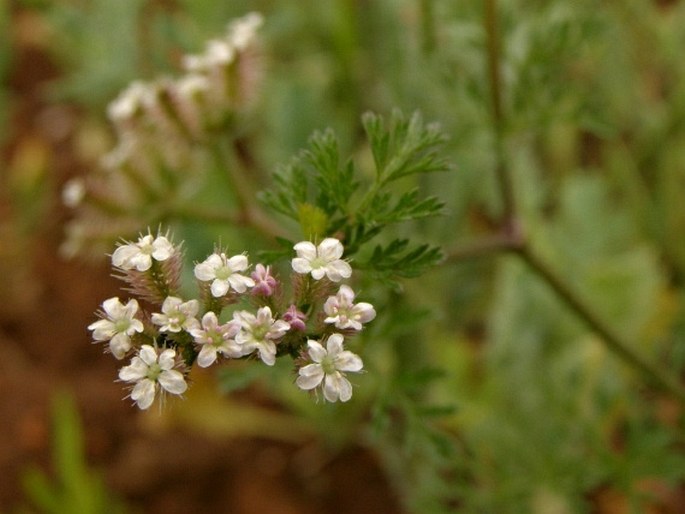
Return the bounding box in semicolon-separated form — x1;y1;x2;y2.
88;233;375;409
61;13;265;259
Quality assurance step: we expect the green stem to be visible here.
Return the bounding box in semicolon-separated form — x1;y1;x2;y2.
210;139;285;240
484;0;515;221
516;245;685;403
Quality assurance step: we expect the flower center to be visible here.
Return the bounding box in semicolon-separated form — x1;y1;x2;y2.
215;265;231;280
321;355;337;375
147;362;162;381
310;256;327;269
252;324;269;341
114;318;131;333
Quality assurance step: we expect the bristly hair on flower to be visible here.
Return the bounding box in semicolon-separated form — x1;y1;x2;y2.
112;228;184;305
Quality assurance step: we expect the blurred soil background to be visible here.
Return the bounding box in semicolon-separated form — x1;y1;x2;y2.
0;4;399;513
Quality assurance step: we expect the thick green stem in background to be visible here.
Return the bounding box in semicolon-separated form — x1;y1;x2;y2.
447;0;685;403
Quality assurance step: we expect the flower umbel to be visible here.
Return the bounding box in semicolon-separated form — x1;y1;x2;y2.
291;238;352;282
234;306;290;366
118;345;187;410
151;296;200;333
88;297;144;359
190;312;242;367
296;333;363;402
194;252;255;297
324;285;376;331
112;233;174;272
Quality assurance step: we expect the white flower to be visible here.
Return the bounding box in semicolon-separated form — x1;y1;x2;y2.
118;345;187;410
107;81;152;123
233;306;290;366
296;334;363;402
151;296;200;333
194;252;255;297
190;312;242;367
291;238;352;282
88;297;144;359
324;285;376;331
62;178;85;208
112;234;175;272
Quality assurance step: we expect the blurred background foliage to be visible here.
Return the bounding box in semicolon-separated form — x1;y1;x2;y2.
4;0;685;513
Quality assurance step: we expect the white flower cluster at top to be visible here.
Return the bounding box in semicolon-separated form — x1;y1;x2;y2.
61;13;265;259
88;233;375;410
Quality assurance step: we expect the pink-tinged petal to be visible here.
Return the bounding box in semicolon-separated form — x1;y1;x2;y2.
211;279;230;297
294;241;317;260
138;345;158;366
109;333;132;359
291;257;312;274
158;370;187;394
119;357;148;381
335;351;363;372
319;238;344;260
131;379;156;409
310;267;326;280
158;349;176;370
201;311;219;329
296;364;325;390
307;340;327;363
354;303;376;323
338;284;355;302
112;245;138;269
182;299;200;317
325;333;345;356
227;274;254;293
197;345;218;367
227;254;248;271
325;260;352;281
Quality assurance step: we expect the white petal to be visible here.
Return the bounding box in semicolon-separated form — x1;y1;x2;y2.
118;357;148;381
293;241;317;260
111;245;138;269
318;238;344;260
310;267;326;280
196;345;218;367
161;296;182;313
211;279;229;297
158;370;187;394
138;345;158;366
296;364;324;390
131;379;156;409
338;285;355;302
109;333;132;359
158;349;176;370
307;340;327;363
227;274;254;293
227;254;248;271
324;373;352;402
257;341;276;366
291;257;312;274
131;253;152;272
325;333;345;356
128;319;144;335
201;311;219;329
325;261;352;282
88;320;115;340
194;261;217;281
335;351;363;372
151;237;174;260
102;297;124;317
